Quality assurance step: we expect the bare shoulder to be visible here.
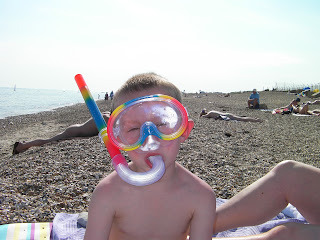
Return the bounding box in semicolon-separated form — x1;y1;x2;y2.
175;164;216;227
92;171;126;204
177;164;215;200
85;171;126;239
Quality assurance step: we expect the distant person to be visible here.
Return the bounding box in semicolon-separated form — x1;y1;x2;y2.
273;98;320;115
109;90;114;100
293;106;320;116
292;99;320;115
272;97;301;114
200;109;263;122
247;89;260;109
104;92;109;101
12;113;110;154
284;97;301;109
219;93;230;97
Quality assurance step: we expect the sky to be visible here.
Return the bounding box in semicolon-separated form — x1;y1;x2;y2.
1;0;319;93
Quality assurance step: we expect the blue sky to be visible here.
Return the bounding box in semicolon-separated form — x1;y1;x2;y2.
1;0;319;93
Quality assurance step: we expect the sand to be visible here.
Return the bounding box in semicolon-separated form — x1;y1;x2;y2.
0;91;319;224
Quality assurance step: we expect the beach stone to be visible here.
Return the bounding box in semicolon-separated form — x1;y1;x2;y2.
77;212;88;228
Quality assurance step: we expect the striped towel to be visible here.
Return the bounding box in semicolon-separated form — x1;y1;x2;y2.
0;222;52;240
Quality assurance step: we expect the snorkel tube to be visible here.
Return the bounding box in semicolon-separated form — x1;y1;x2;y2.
75;74;165;186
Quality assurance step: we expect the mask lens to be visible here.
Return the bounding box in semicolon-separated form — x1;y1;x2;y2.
113;104;144;146
108;95;188;151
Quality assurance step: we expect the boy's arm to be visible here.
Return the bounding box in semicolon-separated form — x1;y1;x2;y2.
84;181;115;240
188;188;216;240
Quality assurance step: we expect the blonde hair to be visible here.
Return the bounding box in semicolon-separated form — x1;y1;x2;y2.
112;72;182;111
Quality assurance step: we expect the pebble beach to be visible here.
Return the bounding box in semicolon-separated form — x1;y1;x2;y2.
1;91;319;224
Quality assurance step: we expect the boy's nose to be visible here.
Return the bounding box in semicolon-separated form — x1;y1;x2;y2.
139;135;160;152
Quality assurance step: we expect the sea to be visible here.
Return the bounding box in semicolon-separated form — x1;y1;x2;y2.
0;87;103;119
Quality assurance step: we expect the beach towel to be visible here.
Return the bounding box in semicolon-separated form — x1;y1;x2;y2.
272;108;292;115
51;213;86;240
259;109;273;112
51;198;308;239
0;222;52;240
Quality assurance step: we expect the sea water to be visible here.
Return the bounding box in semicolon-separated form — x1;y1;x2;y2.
0;87;103;119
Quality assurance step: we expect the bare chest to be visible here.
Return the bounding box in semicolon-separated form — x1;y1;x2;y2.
110;193;192;240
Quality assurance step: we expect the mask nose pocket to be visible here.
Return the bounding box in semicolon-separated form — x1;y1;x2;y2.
139;135;161;151
139;122;162;151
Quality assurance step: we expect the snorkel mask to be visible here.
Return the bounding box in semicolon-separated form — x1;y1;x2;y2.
75;74;189;186
108;94;188;151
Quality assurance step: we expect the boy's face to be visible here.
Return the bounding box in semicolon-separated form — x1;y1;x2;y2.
113;87;192;171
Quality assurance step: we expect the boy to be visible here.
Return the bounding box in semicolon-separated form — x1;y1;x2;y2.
84;73;216;240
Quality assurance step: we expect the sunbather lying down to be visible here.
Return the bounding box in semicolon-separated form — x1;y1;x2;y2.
200;109;263;122
291;101;320;115
273;99;320;116
12;112;110;154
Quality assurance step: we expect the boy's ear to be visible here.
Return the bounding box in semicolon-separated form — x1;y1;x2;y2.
180;119;194;142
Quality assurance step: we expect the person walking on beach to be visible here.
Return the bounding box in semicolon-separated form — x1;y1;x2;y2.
200;109;263;122
247;89;260;109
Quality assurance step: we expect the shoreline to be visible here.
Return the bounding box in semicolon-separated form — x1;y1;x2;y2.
0;101;97;120
0;87;103;120
1;92;319;224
